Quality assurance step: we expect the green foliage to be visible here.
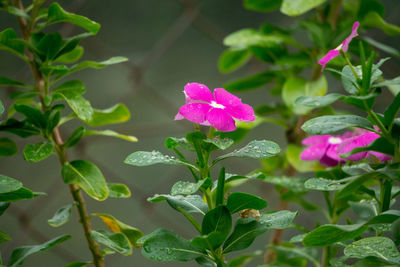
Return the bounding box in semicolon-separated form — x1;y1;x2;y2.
226;192;268;213
90;230;132;256
48;204;74;228
280;0;326;16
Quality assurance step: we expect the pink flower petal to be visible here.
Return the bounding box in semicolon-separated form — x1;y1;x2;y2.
174;112;184;120
320;155;340;167
225;103;255;121
213;88;242;107
206;108;236;132
368;151;391;162
176;103;211;124
318;49;340;71
326;144;344;162
184;83;214;103
300;143;329;161
338;133;377;161
302;135;331;146
341;21;360;52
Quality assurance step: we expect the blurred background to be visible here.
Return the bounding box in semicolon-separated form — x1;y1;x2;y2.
0;0;400;266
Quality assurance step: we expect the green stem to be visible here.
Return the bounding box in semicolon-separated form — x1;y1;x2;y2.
176;207;202;233
341;51;360;80
173;148;199;181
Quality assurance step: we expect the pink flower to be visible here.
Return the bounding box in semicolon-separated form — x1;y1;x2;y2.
337;128;391;162
318;21;360;71
174;83;255;132
300;135;345;167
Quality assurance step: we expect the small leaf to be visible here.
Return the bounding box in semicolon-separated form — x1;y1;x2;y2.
64;262;91;267
7;235;71;267
0;173;21;193
295;93;345;108
214;140;280;163
141;228;205;262
62;160;109;201
107;183;131;198
244;0;282;12
224;29;284;48
301;115;373;134
304;178;345;191
85;104;130;127
54;46;84;64
204;136;234;150
48;203;74;227
148;194;207;215
202;206;232;238
84;129;137;142
191;232;225;250
0;28;26;59
63;126;85;148
54;92;93;122
0;187;44;202
0;119;40;138
164;137;194;151
344;237;400;264
218;48;251;73
125;151;196;169
0;138;17;157
47;3;101;34
90;230;132;256
170;180;210;196
0;76;28;88
93;213;143;247
384;92;400;127
226;192;267;214
0;202;10;216
14;104;46;129
263;176;307;193
0;230;11;244
23;142;54;163
35;33;64;61
362;11;400;36
282;75;328;115
281;0;326;16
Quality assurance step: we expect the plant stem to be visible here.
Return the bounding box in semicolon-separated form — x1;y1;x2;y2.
176;207;202;233
13;1;105;266
327;0;343;30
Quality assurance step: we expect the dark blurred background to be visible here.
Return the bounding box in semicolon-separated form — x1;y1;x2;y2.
0;0;399;266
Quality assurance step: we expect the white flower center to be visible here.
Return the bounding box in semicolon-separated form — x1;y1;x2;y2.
210;101;225;109
328;137;342;145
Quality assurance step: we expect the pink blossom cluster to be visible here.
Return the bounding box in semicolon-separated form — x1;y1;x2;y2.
175;82;255;132
319;21;360;71
301;128;391;167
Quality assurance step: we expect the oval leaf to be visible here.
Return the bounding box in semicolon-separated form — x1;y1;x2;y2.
281;0;326;16
202;206;232;238
107;183;131;198
148;194;207;215
0;174;22;194
48;204;74;227
226;192;268;214
90;230;132;256
23;142;54;163
301;115;373;134
125;151;196;168
62;160;109;201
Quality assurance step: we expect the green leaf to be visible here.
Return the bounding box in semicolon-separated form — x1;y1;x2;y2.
62;160;109;201
0;187;44;202
0;138;17;157
286;144;323;173
35;33;64;61
226;192;267;214
224;29;284;48
93;213;143;247
282;75;327;115
90;230;132;256
64;262;91;267
0;28;26;60
53;81;93;121
301;115;373;134
263;176;307;193
164;137;194;151
107;183;131;198
0;176;17;195
0;202;10;216
0;76;28;88
344;237;400;264
7;235;71;267
281;0;326;16
295;93;345;108
244;0;282;12
14;104;46;129
202;206;232;238
47;3;101;34
148;194;207;215
336;172;386;199
63;127;85;148
384;92;400;127
223;210;296;253
204;136;234;150
54;46;84;64
224;71;276;92
191;232;225;250
48;204;74;227
0;230;11;244
219;48;251;73
125;151;196;169
362;12;400;36
269;245;320;267
85;104;130;127
214;140;280;164
23;142;54;163
170;180;210;196
305;178;345;191
84;129;137;142
141;228;205;262
4;6;29;19
0;119;40;138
